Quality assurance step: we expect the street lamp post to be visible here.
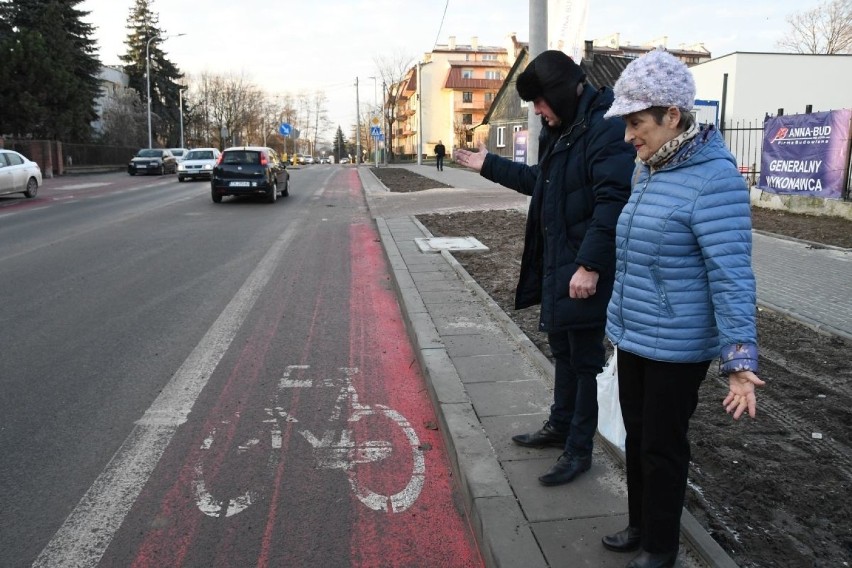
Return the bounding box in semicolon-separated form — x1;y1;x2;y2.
146;32;186;149
179;87;186;148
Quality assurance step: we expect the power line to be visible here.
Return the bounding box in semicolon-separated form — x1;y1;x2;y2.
433;0;450;49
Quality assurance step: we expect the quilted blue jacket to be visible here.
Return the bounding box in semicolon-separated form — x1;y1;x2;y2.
605;126;759;373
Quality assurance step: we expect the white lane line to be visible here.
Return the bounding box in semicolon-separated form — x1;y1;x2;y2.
32;221;302;568
53;183;112;190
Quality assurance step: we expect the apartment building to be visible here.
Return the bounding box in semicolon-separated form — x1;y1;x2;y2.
592;33;712;66
91;65;131;135
390;35;520;159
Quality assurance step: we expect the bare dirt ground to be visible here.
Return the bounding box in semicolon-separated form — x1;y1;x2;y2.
371;167;852;568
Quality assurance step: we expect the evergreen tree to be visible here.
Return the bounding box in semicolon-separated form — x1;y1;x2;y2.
120;0;184;147
332;126;347;162
0;0;101;141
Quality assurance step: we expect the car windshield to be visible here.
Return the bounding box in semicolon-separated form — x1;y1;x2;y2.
138;149;162;157
187;150;214;160
222;151;261;165
171;150;185;156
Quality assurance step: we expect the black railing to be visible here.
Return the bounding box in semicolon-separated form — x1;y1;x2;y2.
720;118;765;187
63;142;138;167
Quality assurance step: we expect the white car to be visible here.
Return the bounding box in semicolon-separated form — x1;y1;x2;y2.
168;148;189;162
177;148;221;182
0;149;42;198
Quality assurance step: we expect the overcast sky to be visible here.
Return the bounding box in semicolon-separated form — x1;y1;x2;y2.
79;0;806;140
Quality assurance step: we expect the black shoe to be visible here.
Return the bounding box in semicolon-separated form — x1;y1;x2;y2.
511;421;568;448
602;526;641;552
626;550;678;568
538;452;592;486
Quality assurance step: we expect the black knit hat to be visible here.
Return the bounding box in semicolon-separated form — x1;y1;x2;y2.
516;50;586;123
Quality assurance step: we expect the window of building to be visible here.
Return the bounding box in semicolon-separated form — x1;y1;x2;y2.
462;113;473;125
462;68;474;79
463;91;473;103
485;70;502;80
484;92;494;103
483;54;498;61
497;126;506;147
466;132;473;144
513;125;523;134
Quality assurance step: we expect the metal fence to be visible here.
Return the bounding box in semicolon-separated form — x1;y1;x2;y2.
720;118;765;188
62;142;138;167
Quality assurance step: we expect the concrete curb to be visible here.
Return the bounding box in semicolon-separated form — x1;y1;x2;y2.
375;216;546;568
411;217;740;568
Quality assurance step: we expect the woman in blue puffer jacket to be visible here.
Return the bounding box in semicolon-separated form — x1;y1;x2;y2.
599;49;765;568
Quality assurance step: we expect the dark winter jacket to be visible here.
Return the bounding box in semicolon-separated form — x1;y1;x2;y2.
480;85;635;332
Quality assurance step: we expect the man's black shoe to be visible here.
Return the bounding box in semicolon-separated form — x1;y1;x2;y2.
626;550;677;568
602;526;641;552
538;452;592;486
511;421;568;448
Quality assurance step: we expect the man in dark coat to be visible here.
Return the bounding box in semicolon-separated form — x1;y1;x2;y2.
435;140;446;171
454;50;635;485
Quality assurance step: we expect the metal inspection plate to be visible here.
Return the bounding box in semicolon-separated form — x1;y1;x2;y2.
414;236;489;253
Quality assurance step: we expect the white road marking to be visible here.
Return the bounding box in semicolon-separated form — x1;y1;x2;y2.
53;183;112;190
32;221;301;568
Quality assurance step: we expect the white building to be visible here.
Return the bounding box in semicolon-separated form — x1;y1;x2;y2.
691;52;852;124
91;65;131;135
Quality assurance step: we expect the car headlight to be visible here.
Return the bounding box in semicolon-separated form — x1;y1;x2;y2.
202;164;213;170
178;163;186;171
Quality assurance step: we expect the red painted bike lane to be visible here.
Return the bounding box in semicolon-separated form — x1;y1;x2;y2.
96;170;483;567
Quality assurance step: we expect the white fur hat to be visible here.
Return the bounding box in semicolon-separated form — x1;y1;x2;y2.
604;48;696;119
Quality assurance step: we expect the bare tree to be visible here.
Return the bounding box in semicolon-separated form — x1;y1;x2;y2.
453;118;469;150
778;0;852;53
179;72;328;155
310;91;330;158
99;89;147;147
374;50;415;162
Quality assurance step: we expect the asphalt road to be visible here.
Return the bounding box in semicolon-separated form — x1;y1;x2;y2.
0;167;481;567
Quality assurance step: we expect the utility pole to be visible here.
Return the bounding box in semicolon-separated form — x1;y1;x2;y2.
416;62;422;166
528;0;547;165
355;77;361;167
382;80;388;165
369;76;378;168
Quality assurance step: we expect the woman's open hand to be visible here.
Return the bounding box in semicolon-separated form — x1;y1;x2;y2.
723;370;766;419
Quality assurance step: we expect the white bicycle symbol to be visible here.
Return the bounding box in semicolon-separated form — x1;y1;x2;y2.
193;365;426;518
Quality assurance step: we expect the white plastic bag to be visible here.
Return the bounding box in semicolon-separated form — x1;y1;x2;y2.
596;348;626;452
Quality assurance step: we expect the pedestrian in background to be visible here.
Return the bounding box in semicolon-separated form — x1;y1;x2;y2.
434;140;446;171
454;50;635;486
601;48;764;568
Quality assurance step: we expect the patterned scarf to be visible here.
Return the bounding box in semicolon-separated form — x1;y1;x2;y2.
644;122;700;170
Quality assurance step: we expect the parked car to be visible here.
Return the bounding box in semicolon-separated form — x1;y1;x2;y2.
177;148;221;182
339;157;350;164
168;148;189;162
128;148;178;175
291;153;305;165
303;155;315;164
0;149;42;198
211;146;289;204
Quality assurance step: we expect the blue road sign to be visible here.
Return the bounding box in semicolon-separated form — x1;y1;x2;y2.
279;123;292;136
370;126;381;137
